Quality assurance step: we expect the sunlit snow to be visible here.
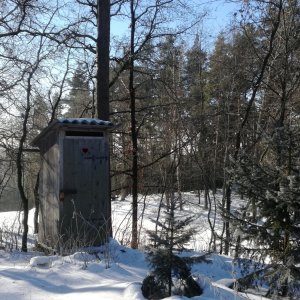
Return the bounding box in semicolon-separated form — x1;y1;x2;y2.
0;192;269;300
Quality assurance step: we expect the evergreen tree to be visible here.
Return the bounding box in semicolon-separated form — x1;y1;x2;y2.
184;34;214;202
154;36;186;208
185;33;207;102
32;95;49;132
231;1;300;296
142;196;202;299
64;64;93;118
233;125;300;297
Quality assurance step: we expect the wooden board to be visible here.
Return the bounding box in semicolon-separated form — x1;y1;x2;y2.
61;136;109;246
38;142;60;248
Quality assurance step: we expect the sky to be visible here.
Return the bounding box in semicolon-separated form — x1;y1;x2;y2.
204;1;239;34
110;0;240;49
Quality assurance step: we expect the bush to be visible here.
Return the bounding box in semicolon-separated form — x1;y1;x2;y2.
141;274;167;300
143;249;203;299
183;276;203;298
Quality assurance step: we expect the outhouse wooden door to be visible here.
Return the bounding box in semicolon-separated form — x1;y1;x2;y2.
61;136;109;245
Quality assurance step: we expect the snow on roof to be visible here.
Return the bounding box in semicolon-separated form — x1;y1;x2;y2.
57;118;113;127
31;118;114;147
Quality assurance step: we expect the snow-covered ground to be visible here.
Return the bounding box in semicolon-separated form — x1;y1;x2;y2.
0;192;269;300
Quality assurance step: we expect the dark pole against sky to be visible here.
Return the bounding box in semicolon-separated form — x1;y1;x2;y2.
97;0;110;121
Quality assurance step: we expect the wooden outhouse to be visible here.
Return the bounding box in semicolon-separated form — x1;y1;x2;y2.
31;118;114;250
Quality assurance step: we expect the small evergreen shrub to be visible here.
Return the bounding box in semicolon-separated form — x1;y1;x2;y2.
141;274;167;300
184;276;203;298
142;196;202;299
143;249;202;298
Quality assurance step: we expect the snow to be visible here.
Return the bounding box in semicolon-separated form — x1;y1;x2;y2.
0;192;269;300
29;255;58;267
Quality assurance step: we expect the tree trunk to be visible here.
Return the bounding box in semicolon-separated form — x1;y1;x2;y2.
224;184;231;255
176;154;183;210
97;0;110;121
129;0;138;249
168;198;175;297
204;187;208;210
97;0;112;239
17;83;31;252
208;193;217;252
34;172;40;234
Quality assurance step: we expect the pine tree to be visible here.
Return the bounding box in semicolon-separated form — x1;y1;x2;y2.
229;1;300;297
233;125;300;297
32;95;49;131
64;64;93;118
142;196;202;299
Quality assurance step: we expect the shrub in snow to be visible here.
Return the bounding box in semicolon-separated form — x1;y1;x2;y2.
143;249;202;299
183;275;203;297
142;196;202;298
142;274;166;299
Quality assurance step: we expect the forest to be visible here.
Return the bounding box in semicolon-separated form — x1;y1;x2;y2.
0;0;299;299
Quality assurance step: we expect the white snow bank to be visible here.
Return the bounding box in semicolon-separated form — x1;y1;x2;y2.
123;282;145;300
214;278;235;287
29;255;58;267
69;251;95;262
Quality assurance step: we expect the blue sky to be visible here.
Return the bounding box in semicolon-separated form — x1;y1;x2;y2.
205;1;239;34
110;0;239;46
111;0;240;51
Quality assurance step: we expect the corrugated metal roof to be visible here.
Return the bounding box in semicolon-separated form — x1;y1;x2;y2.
57;118;113;127
31;118;114;148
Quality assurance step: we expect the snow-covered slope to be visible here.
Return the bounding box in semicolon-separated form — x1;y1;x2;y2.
0;192;269;300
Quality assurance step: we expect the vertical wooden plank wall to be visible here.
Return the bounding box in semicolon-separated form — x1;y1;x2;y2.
61;136;109;245
38;131;60;248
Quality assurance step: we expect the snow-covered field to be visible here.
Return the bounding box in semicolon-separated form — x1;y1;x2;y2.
0;192;269;300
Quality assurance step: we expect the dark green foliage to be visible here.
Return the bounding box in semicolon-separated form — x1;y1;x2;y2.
147;249;189;282
143;197;202;298
141;274;167;300
143;249;202;299
147;214;195;251
147;198;195;251
184;276;203;298
232;126;300;297
64;64;92;118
